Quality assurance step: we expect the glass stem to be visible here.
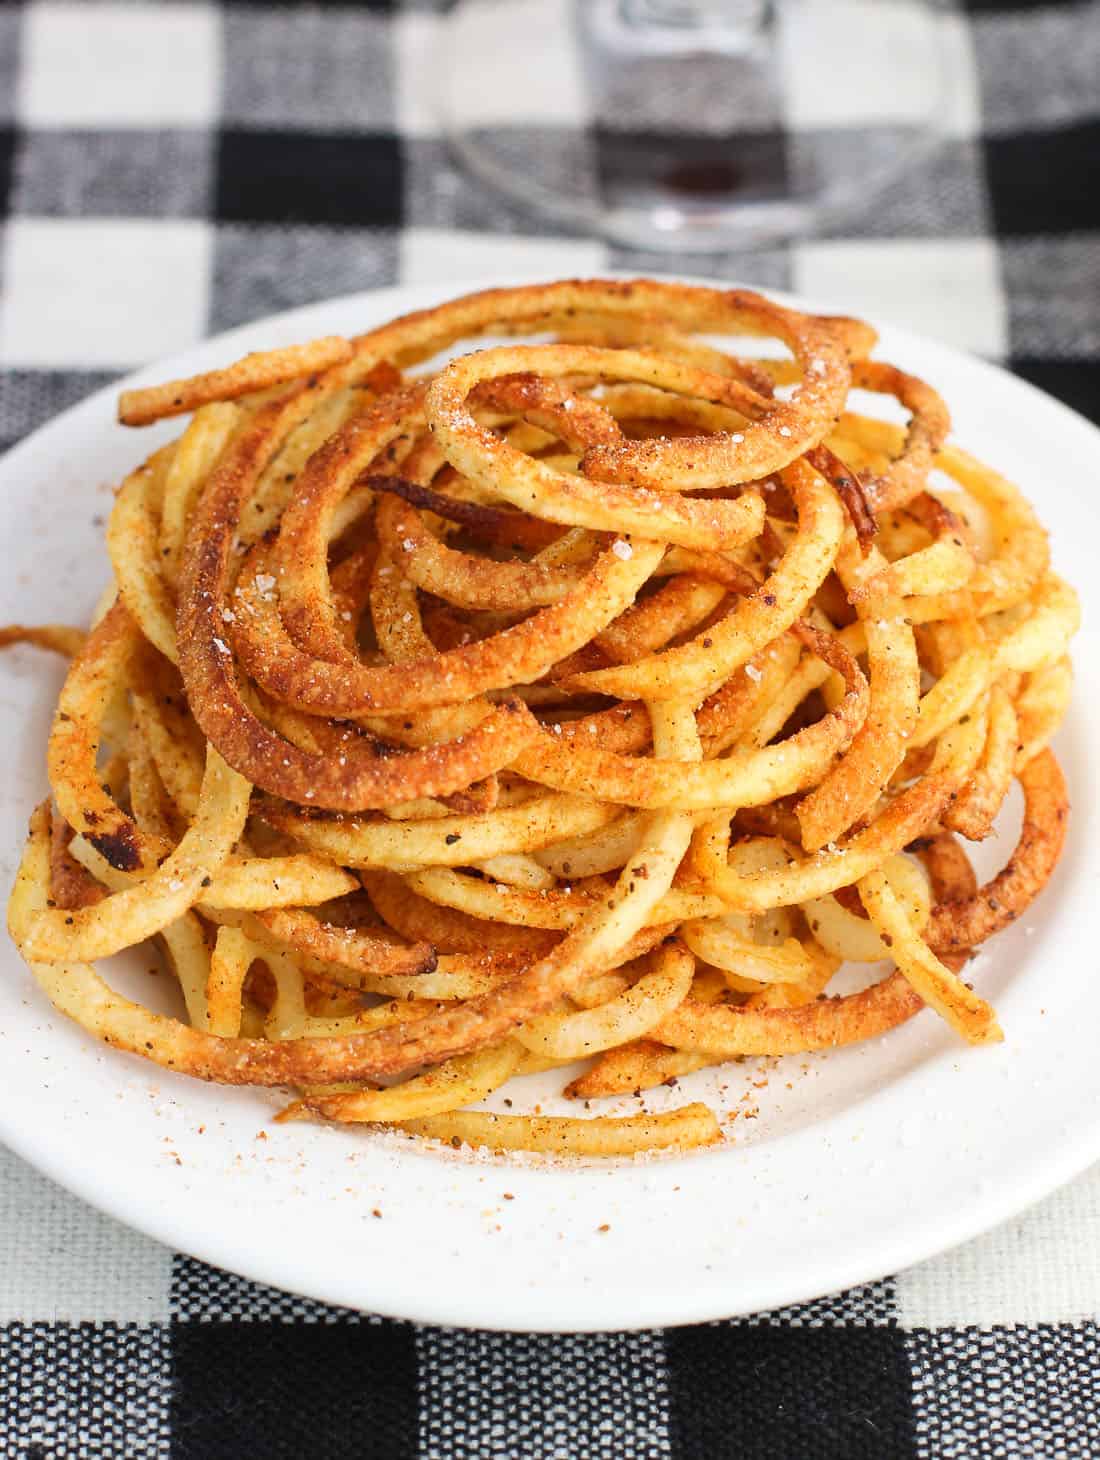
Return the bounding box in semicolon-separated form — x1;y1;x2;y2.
620;0;773;33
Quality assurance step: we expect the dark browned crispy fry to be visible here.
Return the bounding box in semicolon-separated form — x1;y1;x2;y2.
927;750;1069;953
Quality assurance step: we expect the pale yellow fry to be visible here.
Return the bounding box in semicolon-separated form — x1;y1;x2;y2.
160;911;212;1031
858;866;1002;1045
910;646;991;749
397;1104;721;1156
283;1039;523;1123
19;748;250;962
206;926;255;1038
474;853;557;891
516;940;695;1060
108;447;178;664
267;790;618;870
159;403;240;576
682;917;815;985
993;574;1080;675
263;949;308;1042
198;856;358;910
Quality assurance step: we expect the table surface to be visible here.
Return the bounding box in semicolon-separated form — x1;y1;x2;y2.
1;1;1098;1456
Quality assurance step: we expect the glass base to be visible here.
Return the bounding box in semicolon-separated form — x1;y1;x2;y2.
438;0;950;251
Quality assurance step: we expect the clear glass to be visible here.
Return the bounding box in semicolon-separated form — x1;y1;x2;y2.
438;0;951;251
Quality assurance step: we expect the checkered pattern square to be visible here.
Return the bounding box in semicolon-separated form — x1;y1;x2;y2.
18;4;219;129
220;8;396;132
0;217;210;368
1;0;1098;1454
12;129;213;219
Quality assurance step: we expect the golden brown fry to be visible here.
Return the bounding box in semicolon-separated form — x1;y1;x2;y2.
118;336;354;426
0;624;87;657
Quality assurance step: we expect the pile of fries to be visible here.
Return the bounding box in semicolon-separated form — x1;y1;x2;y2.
3;279;1078;1158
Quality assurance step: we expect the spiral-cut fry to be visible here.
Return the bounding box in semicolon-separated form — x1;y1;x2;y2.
118;336;354;427
2;278;1077;1160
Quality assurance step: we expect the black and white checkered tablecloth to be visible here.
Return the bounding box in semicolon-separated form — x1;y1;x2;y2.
1;1;1098;1456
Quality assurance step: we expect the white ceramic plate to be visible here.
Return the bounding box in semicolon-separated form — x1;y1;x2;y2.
0;278;1096;1333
